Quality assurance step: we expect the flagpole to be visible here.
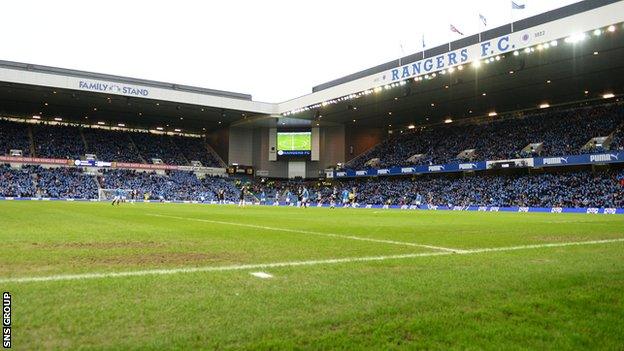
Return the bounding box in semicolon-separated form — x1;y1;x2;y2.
511;2;514;32
478;14;482;43
449;26;452;52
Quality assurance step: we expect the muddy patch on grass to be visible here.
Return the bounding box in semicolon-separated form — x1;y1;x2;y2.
528;258;556;264
76;251;246;266
31;241;166;250
4;251;248;276
530;236;593;243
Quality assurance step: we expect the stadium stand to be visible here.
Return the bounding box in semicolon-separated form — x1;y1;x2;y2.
7;102;619;170
338;171;624;208
32;123;86;159
347;103;624;169
27;165;98;199
171;135;224;167
202;175;241;201
130;132;188;165
2;161;622;209
1;104;623;207
610;123;624;151
83;128;143;163
0;119;223;167
0;119;31;157
97;169;239;201
0;164;97;199
0;164;36;197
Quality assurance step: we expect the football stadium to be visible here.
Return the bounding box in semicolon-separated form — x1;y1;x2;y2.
2;0;624;349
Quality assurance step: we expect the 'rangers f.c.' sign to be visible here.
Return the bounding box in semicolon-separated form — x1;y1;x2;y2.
383;30;541;83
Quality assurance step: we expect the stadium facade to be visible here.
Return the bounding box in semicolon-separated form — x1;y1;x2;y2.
4;3;624;349
0;0;623;208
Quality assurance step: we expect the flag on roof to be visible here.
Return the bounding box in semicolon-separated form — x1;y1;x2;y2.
421;34;426;48
512;1;526;9
450;24;464;36
479;13;487;27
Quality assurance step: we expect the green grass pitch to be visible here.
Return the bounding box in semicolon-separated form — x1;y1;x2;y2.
277;132;311;151
2;201;624;350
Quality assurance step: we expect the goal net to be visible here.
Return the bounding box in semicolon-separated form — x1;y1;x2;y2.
98;189;133;201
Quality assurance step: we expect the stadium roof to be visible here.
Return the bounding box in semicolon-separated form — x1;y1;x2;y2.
0;60;265;132
312;0;621;92
0;60;253;101
288;25;624;130
0;0;623;133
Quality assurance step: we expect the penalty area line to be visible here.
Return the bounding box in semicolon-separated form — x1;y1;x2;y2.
146;213;464;253
1;238;623;284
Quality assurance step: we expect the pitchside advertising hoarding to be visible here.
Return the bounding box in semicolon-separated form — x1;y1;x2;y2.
0;155;226;174
0;196;621;214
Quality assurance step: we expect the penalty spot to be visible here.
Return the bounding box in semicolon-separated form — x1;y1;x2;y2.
250;272;273;279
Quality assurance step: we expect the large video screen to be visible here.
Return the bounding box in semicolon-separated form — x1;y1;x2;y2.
277;131;311;156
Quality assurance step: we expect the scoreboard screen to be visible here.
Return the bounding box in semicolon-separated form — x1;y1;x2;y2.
276;131;311;156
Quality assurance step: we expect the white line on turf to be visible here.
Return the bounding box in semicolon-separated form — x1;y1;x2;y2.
146;213;464;253
2;238;623;284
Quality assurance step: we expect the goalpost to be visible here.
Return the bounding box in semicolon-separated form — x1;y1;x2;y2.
98;189;133;202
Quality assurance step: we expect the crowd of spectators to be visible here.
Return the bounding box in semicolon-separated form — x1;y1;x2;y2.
233;170;624;208
97;169;239;201
26;165;98;199
130;132;188;165
0;164;35;197
0;164;97;199
171;136;224;167
83;128;143;163
338;171;624;208
32;124;85;159
0;120;31;157
1;162;622;208
610;124;624;151
0;119;224;167
348;103;624;169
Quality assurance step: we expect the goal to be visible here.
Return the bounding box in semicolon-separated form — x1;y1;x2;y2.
98;189;133;201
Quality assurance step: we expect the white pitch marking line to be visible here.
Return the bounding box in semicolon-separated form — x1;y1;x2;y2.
250;272;273;279
146;213;464;253
2;238;623;284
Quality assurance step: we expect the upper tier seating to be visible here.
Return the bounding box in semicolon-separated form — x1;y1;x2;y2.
0;119;223;167
0;120;31;157
348;103;624;169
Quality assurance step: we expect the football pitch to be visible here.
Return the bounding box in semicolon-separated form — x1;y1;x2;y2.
277;132;311;151
2;202;624;350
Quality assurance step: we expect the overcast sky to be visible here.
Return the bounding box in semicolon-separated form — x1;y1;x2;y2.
2;0;580;102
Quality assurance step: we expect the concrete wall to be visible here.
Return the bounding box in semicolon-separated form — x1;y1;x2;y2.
228;127;253;166
243;125;346;179
344;126;386;162
310;125;345;178
205;127;229;163
252;127;289;178
229;124;386;177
